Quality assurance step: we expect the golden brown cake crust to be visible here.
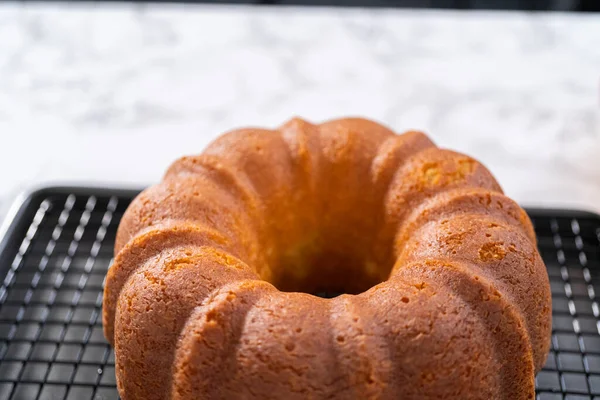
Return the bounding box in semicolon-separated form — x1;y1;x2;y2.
103;117;551;400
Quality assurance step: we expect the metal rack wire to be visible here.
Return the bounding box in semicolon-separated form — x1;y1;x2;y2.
0;187;599;399
0;189;129;400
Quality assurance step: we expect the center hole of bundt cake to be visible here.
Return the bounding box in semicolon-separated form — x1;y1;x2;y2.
267;248;391;297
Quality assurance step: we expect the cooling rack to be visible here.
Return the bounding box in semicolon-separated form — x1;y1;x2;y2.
0;186;599;400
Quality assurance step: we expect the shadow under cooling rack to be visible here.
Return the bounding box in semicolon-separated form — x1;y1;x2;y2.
1;186;600;400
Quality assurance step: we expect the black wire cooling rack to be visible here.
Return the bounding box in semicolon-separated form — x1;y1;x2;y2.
0;187;599;400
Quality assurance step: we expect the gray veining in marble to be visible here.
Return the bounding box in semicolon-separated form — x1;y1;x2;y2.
0;3;599;222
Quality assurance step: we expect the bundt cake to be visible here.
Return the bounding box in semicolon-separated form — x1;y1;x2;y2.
103;117;552;400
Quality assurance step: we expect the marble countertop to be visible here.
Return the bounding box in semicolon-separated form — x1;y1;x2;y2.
0;3;599;224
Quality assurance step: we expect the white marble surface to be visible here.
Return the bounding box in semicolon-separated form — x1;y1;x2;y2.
0;3;599;223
